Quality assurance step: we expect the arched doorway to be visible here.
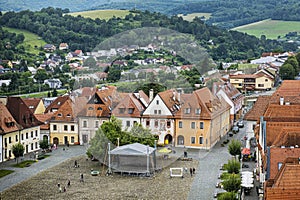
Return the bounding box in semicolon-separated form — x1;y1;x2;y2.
164;134;173;145
53;137;59;145
177;135;184;145
43;135;48;143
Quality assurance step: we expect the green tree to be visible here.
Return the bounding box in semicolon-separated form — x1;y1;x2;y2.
87;128;110;162
285;56;299;73
12;143;25;164
52;88;58;97
225;159;240;174
39;140;49;151
34;69;49;83
101;116;123;146
228;139;241;159
279;63;296;80
218;192;237;200
222;174;241;192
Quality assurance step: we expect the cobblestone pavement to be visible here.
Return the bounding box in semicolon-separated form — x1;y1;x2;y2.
0;145;86;193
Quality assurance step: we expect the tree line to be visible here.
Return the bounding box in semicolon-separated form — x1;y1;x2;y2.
0;7;297;62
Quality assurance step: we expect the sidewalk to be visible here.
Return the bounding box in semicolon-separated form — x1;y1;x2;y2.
0;145;86;193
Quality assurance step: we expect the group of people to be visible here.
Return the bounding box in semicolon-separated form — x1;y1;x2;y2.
58;179;71;193
189;167;196;176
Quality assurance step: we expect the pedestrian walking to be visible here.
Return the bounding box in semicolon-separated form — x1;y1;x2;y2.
63;186;66;192
193;167;195;174
80;173;84;183
189;168;193;177
57;183;60;188
67;179;70;187
59;186;62;193
74;160;78;168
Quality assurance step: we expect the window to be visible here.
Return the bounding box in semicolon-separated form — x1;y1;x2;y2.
199;136;203;144
4;138;7;146
179;121;183;128
58;113;62;117
8;150;11;158
64;125;68;131
31;131;33;138
156;100;159;105
83;121;87;128
191;122;196;129
146;120;150;127
200;122;204;129
26;132;28;139
71;125;75;131
154;120;159;127
53;125;57;131
35;130;38;137
35;142;38;149
185;108;191;114
21;134;24;140
126;121;130;127
154;110;157;114
119;108;125;114
128;108;134;114
31;143;33;150
258;84;264;87
71;136;75;143
95;121;99;128
167;120;171;128
16;135;18;142
9;137;11;143
158;110;161;115
191;137;195;144
265;79;268;82
177;135;184;145
278;162;283;170
195;108;201;115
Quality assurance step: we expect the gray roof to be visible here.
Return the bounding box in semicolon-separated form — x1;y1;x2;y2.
110;143;155;156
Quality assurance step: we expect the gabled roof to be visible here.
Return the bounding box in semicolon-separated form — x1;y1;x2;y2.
158;89;181;115
110;143;155;155
112;90;149;118
23;97;44;114
0;102;21;134
6;97;42;128
50;99;76;122
45;96;69;113
213;81;243;102
244;96;271;121
35;112;53;130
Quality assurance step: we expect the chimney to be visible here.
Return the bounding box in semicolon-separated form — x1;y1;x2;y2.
280;97;284;105
149;89;154;102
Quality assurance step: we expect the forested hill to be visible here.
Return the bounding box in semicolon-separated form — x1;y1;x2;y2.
0;8;297;62
168;0;300;29
1;0;300;30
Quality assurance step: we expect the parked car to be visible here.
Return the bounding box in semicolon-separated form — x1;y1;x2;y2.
232;126;239;133
237;120;244;128
228;131;233;137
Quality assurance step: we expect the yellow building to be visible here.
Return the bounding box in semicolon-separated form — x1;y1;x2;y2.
49;96;87;145
174;88;231;149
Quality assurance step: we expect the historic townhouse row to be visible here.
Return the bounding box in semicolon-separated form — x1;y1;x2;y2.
0;97;42;162
245;80;300;199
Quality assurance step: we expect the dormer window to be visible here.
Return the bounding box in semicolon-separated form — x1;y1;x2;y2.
184;108;191;114
195;108;201;115
88;107;94;110
57;102;61;105
128;108;134;114
119;108;125;114
58;113;62;117
67;114;71;117
29;106;34;109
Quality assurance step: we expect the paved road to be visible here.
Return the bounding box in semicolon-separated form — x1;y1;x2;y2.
188;120;258;200
0;145;86;193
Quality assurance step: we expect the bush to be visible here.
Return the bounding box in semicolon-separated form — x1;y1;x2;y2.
218;192;238;200
225;159;240;174
222;174;241;192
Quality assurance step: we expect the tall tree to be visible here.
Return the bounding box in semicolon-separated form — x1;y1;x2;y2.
228;139;241;159
12;143;25;164
279;63;296;80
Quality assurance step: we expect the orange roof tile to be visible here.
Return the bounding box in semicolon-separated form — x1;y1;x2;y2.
244;96;270;121
0;102;20;134
45;96;69;113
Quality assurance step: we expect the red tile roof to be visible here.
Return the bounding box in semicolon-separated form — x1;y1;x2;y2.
6;97;42;128
0;102;20;134
265;157;300;200
244;96;271;121
23;97;43;113
45;96;69;113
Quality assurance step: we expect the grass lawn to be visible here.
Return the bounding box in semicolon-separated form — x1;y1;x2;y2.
20;89;68;98
0;169;14;178
12;160;37;168
3;27;46;54
68;10;131;20
232;19;300;39
178;13;211;22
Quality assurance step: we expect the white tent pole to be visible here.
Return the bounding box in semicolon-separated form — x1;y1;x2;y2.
147;145;149;174
108;143;111;174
